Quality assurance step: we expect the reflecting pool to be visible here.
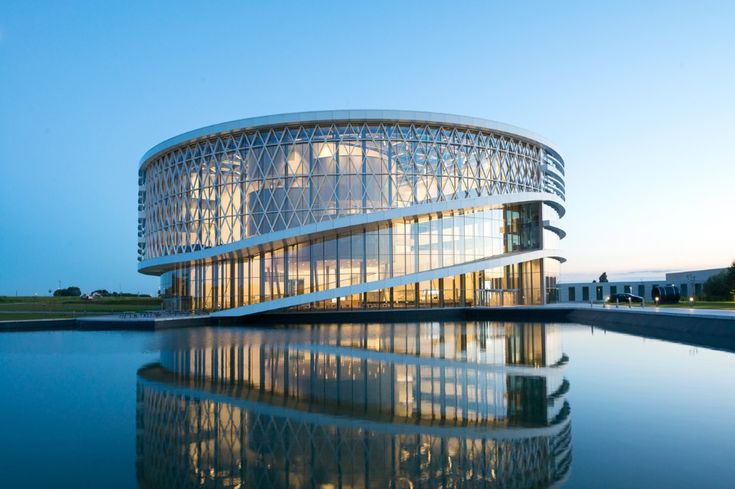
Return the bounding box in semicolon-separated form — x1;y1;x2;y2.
0;322;734;488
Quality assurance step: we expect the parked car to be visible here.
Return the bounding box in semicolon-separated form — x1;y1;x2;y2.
606;293;643;304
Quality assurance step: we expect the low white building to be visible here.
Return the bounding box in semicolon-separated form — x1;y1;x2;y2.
558;268;726;303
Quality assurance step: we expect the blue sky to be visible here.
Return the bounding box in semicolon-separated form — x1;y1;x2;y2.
1;0;733;295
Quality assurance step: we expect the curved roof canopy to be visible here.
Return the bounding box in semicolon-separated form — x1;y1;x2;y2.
139;110;562;169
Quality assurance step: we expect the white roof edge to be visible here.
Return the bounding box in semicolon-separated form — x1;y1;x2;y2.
138;110;563;169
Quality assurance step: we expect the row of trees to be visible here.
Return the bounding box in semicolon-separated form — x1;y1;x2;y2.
90;289;150;297
51;287;150;298
703;261;735;300
53;286;81;297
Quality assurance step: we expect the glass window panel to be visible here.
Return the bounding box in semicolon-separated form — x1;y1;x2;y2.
338;235;352;287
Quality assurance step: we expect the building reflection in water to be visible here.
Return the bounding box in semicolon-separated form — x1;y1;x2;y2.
136;322;571;488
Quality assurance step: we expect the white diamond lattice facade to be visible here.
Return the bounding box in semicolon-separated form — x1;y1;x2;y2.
137;111;566;316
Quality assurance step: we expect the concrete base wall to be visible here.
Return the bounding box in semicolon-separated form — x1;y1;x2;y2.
224;307;468;325
565;308;735;352
232;306;575;325
0;318;78;333
0;316;216;332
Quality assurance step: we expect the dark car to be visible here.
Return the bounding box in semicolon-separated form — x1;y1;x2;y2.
606;293;643;304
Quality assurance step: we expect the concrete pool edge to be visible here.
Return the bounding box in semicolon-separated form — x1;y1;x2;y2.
1;306;734;352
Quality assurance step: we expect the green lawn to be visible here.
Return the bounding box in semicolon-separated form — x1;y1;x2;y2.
0;296;162;321
0;312;104;321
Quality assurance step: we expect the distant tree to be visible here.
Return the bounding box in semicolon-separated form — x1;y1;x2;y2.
703;272;731;300
53;286;82;297
599;272;608;283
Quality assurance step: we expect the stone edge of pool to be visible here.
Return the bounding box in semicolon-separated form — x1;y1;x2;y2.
1;306;734;352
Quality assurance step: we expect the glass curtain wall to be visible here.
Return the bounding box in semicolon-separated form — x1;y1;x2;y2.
161;203;543;312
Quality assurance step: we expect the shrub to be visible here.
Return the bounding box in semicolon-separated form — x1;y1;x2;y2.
53;286;82;297
703;272;731;300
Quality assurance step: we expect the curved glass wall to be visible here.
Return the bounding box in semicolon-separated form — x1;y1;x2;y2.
544;257;561;304
297;261;543;312
160;203;544;312
136;322;572;488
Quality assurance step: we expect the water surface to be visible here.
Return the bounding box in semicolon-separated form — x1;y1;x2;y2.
0;322;733;488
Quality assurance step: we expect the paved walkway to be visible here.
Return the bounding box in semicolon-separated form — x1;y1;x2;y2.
76;313;210;322
545;302;735;320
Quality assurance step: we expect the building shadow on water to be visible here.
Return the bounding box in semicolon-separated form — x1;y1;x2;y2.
136;322;572;488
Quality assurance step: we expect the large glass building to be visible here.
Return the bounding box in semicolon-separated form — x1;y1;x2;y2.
137;111;566;316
